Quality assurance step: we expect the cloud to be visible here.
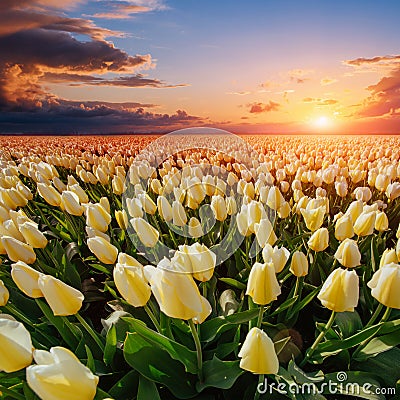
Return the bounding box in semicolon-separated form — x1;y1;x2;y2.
321;77;338;86
90;1;167;19
247;101;281;113
288;69;314;84
302;97;338;106
344;55;400;68
226;91;251;96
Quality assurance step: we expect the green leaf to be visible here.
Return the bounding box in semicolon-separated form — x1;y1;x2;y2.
335;311;363;338
122;317;198;374
109;370;139;399
124;332;197;399
200;308;260;342
270;296;299;317
23;382;40;400
354;330;400;361
196;356;244;392
219;277;246;290
85;345;95;373
137;375;161;400
287;287;320;319
287;361;324;384
103;324;117;365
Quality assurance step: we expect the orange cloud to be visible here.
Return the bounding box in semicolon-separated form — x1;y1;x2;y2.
248;101;281;113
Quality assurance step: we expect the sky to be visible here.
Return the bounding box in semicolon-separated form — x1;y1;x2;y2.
1;0;400;134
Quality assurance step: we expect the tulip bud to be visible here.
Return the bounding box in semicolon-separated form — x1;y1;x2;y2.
115;209;128;230
61;191;84;216
278;201;291;219
375;211;389;232
368;263;400;309
375;174;390;192
386;182;400;201
11;261;44;298
99;196;111;214
290;251;309;277
112;174;126;195
113;253;151;307
307;227;329;252
126;197;143;218
19;221;48;248
353;211;376;236
345;200;363;223
246;262;281;305
188;217;203;238
334;238;361;268
238;327;279;374
335;214;354;241
27;347;99;400
38;275;84;316
380;248;398;268
143;261;210;320
68;183;89;204
262;244;290;273
157;195;173;222
172;200;187;227
1;236;36;264
85;203;111;232
210;195;227;221
226;196;237;215
266;186;285;210
254;218;277;247
37;183;61;206
0;279;9;306
335;181;348;197
192;296;213;324
138;193;157;215
130;217;159;248
0;315;33;372
301;206;325;231
317;268;359;312
87;236;118;264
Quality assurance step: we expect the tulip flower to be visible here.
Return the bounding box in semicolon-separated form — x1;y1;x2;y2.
301;206;325;231
210;195;227;221
246;262;281;305
27;347;99;400
386;182;400;200
38;275;84;316
1;236;36;264
144;259;211;320
278;201;291;219
334;238;361;268
317;268;359;312
68;183;89;204
113;253;151;307
368;263;400;309
266;186;285;210
61;191;84;216
172;200;188;226
290;251;309;277
156;195;172;222
87;236;118;264
112;174;126;195
172;243;216;282
19;221;48;248
85;203;111;232
115;209;128;230
188;217;203;238
225;196;237;215
0;315;33;372
126;197;143;218
335;214;354;241
0;279;9;306
37;183;61;206
254;218;277;247
307;228;329;252
130;217;159;248
262;244;290;273
375;174;390;192
380;248;398;268
345;200;363;222
11;261;44;298
375;211;389;232
353;211;376;236
238;327;279;374
192;296;213;324
138;193;157;215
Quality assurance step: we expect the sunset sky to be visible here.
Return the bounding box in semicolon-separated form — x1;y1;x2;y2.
1;0;400;134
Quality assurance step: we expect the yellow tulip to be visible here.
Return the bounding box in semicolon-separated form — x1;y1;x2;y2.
345;200;363;222
26;347;99;400
157;195;173;222
317;268;359;312
335;214;354;241
380;248;398;268
126;197;143;218
85;203;111;232
0;279;9;306
300;206;325;231
61;191;84;216
188;217;203;238
368;263;400;309
130;217;159;248
143;260;209;320
266;186;285;210
192;296;212;324
87;236;118;264
307;228;329;252
37;183;61;207
246;262;281;305
1;236;36;264
38;275;84;316
375;173;390;192
210;195;227;221
172;243;216;282
172;200;187;227
225;196;237;215
386;182;400;200
115;209;128;230
262;244;290;273
353;211;376;236
112;175;126;195
11;261;44;298
138;193;157;215
99;196;111;214
375;211;389;232
254;218;277;247
277;201;291;219
290;251;309;277
0;315;33;372
19;221;48;249
334;238;361;268
238;327;279;374
68;183;89;204
113;253;151;307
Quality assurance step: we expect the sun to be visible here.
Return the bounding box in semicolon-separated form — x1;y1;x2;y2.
313;116;331;128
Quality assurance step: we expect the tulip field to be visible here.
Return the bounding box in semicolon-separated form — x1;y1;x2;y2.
1;131;400;400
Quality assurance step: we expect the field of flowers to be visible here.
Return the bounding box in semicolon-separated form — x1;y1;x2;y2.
0;131;400;400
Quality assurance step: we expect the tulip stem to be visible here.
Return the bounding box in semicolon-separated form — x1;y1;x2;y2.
76;313;105;352
257;306;264;328
300;311;336;367
189;318;203;383
365;302;384;327
0;385;25;400
144;304;162;334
